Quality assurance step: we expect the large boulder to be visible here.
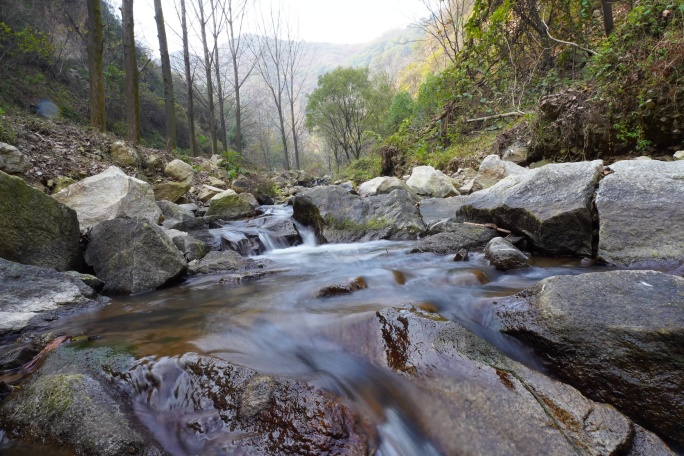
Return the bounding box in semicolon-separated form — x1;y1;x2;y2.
358;176;408;198
457;160;603;256
418;196;467;232
596;160;684;267
494;270;684;446
358;177;387;197
0;258;102;336
206;191;259;219
163;229;207;262
85;218;187;294
52;166;162;232
152;181;189;203
197;184;226;203
293;186;425;243
0;142;31;174
318;307;674;455
472;154;528;191
157;200;205;232
406;166;459;198
164;159;194;184
0;171;81;271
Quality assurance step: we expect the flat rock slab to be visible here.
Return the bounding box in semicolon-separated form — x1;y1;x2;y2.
596;160;684;267
0;259;102;336
494;270;684;445
457;160;602;256
409;225;497;254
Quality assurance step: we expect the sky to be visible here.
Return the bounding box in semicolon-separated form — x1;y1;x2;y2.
116;0;428;56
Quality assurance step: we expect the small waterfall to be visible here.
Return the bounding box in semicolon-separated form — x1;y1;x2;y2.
294;221;318;247
258;230;290;252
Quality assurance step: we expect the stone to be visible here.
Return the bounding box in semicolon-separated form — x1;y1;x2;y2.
188;250;274;275
207;176;227;188
494;270;684;446
0;347;165;456
320;307;673;455
358;177;386;197
376;176;409;194
418;196;467;231
293;186;425;244
0;171;81;271
596;159;684;267
0;258;101;336
143;154;163;171
52;166;162;232
152;181;190;203
163;229;207;262
231;178;251;194
453;249;469;261
406;166;459;198
674;150;684;160
51;175;76;193
245;217;302;247
339;181;354;192
0;142;30;174
484;237;529;270
85;218;187;294
502;142;529;164
206;191;259;219
409;225;498;255
164;159;194;184
472;154;528;192
457;160;603;256
64;271;105;292
157;200;205;232
109;141;140;168
316;277;368;298
198;184;228;203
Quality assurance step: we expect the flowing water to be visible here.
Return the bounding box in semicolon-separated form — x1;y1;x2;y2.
0;206;616;455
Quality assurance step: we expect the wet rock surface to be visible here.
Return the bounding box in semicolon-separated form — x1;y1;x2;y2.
85;218;187;294
494;270;684;446
417;196;467;232
596;160;684;267
0;170;81;271
322;307;675;455
121;353;373;455
0;259;104;336
484;237;530;270
188;250;274;275
457;160;602;256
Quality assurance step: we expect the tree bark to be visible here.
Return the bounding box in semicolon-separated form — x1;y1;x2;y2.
198;0;218;156
153;0;176;150
122;0;140;143
601;0;614;36
210;0;228;152
86;0;105;131
180;0;196;156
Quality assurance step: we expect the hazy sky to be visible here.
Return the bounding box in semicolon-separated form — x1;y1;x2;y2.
120;0;427;55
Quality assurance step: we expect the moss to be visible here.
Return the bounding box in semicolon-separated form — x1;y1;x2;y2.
324;215;391;234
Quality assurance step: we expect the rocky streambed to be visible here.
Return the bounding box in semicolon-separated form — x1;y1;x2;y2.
0;157;682;455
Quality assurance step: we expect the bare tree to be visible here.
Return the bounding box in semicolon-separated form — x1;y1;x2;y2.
255;6;290;170
86;0;105;131
195;0;218;156
283;19;309;170
154;0;177;150
177;0;197;156
210;0;229;152
223;0;255;156
122;0;140;143
414;0;473;63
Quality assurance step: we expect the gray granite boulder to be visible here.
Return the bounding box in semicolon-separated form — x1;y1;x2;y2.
484;237;529;271
406;166;459;197
0;143;30;174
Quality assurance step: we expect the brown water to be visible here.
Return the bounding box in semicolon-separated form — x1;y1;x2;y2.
0;208;617;455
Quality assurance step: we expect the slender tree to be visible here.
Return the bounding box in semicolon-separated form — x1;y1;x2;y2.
195;0;218;155
283;20;309;170
122;0;140;143
210;0;228;152
179;0;197;156
86;0;105;131
154;0;177;150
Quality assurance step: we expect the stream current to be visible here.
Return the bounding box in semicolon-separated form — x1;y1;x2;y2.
1;206;617;455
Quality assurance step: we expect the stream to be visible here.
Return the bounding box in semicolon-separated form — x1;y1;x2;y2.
0;206;614;455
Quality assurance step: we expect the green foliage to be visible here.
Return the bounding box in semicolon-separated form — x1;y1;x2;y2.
0;22;53;65
219;150;243;179
384;91;414;134
337;154;382;183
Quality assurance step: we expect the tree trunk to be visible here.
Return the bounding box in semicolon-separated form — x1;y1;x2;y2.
122;0;140;143
86;0;105;131
288;98;300;170
180;0;196;156
198;0;218;156
210;0;227;152
153;0;176;150
601;0;614;36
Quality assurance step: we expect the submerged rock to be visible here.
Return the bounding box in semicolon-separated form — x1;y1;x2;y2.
0;258;102;336
188;250;273;275
484;237;529;270
85;218;187;294
293;186;425;243
317;277;368;298
0;170;81;271
52;166;162;231
596;159;684;267
494;270;684;446
457;160;602;256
